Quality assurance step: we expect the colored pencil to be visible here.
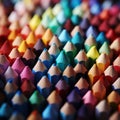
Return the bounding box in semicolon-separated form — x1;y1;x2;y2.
0;0;120;119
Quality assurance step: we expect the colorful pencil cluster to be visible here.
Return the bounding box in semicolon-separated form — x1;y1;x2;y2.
0;0;120;119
